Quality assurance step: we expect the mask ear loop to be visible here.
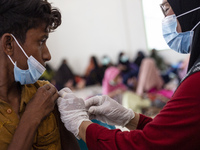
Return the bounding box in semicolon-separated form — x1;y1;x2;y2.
191;21;200;31
177;6;200;18
189;21;200;53
10;34;29;59
7;55;16;65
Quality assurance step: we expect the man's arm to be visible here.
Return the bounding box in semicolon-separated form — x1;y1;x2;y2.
7;84;59;150
53;104;80;150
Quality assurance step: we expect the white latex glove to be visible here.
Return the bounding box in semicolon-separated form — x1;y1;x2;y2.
85;95;135;127
57;88;90;139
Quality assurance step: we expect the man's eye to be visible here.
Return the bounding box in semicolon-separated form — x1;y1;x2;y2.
39;39;46;45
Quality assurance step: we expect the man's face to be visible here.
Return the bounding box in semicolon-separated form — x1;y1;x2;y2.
13;24;51;70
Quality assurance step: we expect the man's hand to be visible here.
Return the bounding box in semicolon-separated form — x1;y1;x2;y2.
7;83;59;150
25;83;59;124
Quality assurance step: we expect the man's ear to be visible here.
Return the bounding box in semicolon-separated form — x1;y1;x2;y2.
1;33;14;56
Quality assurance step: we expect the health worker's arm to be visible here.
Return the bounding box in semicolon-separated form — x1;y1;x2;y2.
79;112;141;143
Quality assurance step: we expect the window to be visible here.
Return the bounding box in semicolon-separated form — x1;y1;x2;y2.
142;0;169;50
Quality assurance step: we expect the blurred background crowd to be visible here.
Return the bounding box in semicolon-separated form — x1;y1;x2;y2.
40;48;189;117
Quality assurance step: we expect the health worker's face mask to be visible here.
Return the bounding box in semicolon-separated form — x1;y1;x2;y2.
162;7;200;54
7;34;46;85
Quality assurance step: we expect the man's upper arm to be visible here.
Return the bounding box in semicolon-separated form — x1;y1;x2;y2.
53;104;80;150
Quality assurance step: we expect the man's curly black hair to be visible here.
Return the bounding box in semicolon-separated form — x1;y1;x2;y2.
0;0;61;43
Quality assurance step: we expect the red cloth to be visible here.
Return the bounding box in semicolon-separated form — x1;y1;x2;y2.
86;71;200;150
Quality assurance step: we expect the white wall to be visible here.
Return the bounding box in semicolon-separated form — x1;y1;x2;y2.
47;0;187;75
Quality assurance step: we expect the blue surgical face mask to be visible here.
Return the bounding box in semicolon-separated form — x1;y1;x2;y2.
102;57;110;66
120;55;129;63
7;34;46;85
162;7;200;54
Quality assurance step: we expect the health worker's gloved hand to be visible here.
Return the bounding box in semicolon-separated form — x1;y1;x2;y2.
57;88;90;139
85;95;135;127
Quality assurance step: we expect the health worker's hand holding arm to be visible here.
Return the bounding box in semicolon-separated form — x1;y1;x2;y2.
57;88;92;141
85;95;140;130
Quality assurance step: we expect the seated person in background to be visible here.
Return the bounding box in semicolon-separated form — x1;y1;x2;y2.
98;55;113;84
117;51;125;65
177;54;190;80
84;55;101;86
160;56;189;84
133;50;146;68
0;0;79;149
118;53;139;90
102;66;127;104
136;58;175;112
54;59;76;90
39;63;55;82
136;58;164;97
150;48;168;72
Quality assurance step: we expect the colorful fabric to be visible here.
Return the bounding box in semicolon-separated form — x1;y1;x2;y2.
122;91;151;113
102;67;126;95
136;58;164;96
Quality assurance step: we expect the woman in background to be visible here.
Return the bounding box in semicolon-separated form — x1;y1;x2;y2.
102;66;127;104
84;56;101;86
136;58;164;96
